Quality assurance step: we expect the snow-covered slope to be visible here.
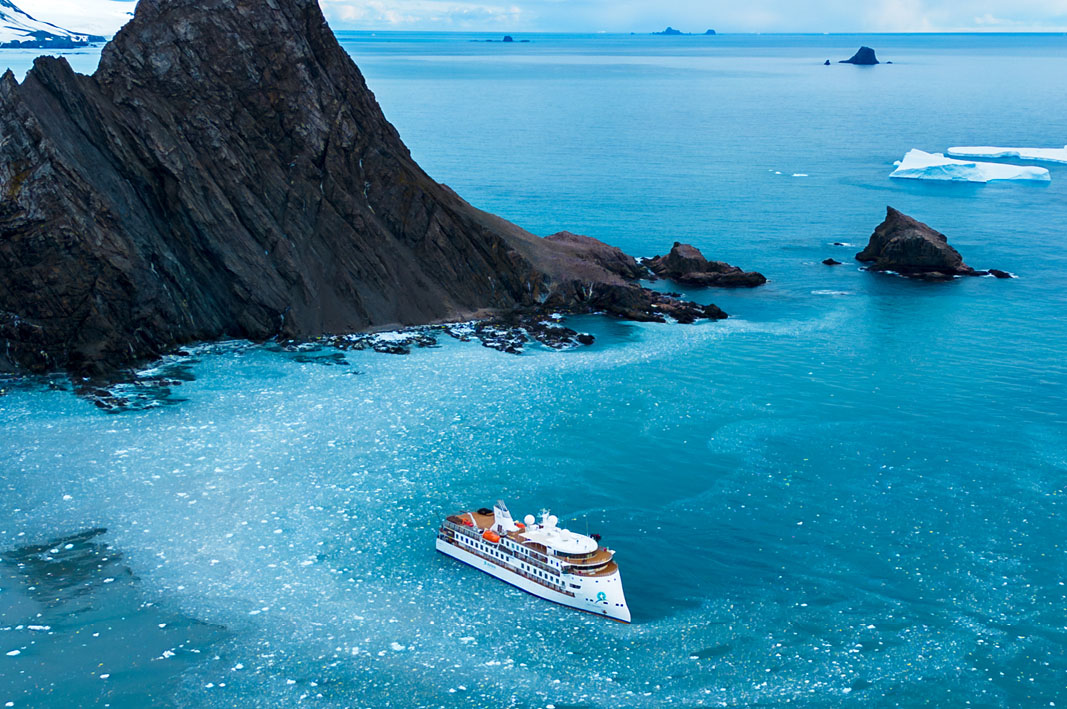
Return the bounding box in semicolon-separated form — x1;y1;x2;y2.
889;149;1051;183
0;0;134;47
15;0;135;38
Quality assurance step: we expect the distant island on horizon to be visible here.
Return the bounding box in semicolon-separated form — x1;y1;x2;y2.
651;27;716;35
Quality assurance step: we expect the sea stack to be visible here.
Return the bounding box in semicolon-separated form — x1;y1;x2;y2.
856;207;1002;279
0;0;728;377
840;46;879;65
644;243;767;287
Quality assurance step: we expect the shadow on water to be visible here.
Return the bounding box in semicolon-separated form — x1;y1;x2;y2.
1;527;127;609
0;528;226;707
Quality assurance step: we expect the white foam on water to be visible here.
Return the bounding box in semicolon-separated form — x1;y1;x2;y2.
0;306;1053;706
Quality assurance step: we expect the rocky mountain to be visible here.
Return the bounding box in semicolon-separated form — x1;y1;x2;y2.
0;0;105;48
0;0;730;377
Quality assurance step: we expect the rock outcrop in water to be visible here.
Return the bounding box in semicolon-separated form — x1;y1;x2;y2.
0;0;729;377
840;47;879;65
856;207;1005;279
644;243;767;287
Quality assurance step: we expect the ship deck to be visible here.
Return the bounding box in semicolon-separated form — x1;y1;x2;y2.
571;560;618;577
447;512;618;575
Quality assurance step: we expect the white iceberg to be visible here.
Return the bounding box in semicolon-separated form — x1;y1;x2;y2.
946;145;1067;165
889;149;1050;183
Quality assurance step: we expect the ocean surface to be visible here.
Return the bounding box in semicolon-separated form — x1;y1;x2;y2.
2;32;1066;707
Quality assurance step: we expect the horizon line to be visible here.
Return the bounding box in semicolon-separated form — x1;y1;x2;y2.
329;29;1067;35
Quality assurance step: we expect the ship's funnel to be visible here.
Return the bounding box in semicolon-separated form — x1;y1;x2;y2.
493;500;519;533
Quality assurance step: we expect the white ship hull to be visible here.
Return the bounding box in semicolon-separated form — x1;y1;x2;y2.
436;536;631;623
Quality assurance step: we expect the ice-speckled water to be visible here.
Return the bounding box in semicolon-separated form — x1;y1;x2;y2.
2;33;1067;707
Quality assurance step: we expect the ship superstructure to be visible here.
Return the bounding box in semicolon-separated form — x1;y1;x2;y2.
436;501;630;622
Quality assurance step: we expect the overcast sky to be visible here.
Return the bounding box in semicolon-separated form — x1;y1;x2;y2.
18;0;1067;35
318;0;1067;32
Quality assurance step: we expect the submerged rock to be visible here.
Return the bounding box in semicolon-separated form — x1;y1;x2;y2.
644;243;767;288
822;258;842;265
840;46;879;65
0;0;728;378
856;207;1001;279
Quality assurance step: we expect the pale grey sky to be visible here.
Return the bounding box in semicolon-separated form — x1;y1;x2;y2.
318;0;1067;32
20;0;1067;36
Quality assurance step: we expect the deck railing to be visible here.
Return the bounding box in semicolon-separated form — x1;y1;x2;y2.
440;520;559;575
438;531;575;598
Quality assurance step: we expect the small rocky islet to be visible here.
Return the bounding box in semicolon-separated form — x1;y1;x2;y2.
840;46;880;65
854;207;1011;279
652;27;717;36
643;243;767;288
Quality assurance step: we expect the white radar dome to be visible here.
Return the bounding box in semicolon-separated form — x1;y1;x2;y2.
524;514;535;526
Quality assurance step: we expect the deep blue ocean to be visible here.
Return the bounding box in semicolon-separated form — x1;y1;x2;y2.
1;33;1065;707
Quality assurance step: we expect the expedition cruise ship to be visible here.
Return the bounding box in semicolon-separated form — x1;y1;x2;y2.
436;501;630;622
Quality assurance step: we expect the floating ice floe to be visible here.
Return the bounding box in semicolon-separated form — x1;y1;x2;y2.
889;149;1050;183
946;145;1067;164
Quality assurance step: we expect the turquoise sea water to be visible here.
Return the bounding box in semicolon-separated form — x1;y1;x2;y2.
1;33;1066;707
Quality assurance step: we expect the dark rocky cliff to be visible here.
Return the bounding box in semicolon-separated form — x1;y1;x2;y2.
0;0;726;377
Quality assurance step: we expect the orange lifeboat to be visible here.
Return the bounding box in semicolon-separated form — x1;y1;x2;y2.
514;522;525;529
482;530;501;543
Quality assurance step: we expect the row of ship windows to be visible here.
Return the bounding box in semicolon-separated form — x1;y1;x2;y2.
501;539;551;565
448;523;553;566
462;538;564;583
464;538;558;573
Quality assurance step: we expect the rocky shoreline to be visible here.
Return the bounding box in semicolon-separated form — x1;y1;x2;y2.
69;306;721;410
